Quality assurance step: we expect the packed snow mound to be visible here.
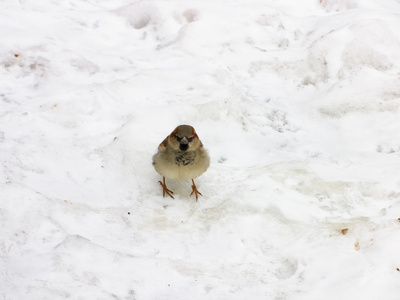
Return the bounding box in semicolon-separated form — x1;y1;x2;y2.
1;0;400;299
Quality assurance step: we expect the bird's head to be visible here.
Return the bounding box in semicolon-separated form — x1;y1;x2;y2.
169;125;202;152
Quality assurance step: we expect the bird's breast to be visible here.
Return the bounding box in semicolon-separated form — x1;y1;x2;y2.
153;149;209;180
175;151;196;166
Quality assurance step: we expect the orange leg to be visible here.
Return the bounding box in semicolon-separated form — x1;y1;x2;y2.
190;179;203;201
158;177;174;199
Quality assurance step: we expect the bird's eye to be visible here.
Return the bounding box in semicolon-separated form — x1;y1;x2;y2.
188;137;194;142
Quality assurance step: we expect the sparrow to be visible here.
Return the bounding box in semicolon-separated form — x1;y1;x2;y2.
152;125;210;200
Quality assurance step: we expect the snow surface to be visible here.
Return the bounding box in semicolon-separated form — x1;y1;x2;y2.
1;0;400;299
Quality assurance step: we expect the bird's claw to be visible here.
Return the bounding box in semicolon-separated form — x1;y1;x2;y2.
158;180;174;199
190;179;202;201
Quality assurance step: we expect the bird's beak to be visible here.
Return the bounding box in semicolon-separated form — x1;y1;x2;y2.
179;137;189;151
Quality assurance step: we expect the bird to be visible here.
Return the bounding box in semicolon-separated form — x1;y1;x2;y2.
152;125;210;200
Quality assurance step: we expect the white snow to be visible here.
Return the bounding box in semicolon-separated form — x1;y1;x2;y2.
1;0;400;299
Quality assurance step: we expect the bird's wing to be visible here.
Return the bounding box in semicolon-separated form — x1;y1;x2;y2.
158;137;168;152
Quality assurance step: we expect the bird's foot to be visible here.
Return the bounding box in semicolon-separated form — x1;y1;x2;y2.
159;177;174;199
190;179;202;201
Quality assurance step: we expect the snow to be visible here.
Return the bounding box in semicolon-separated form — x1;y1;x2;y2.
1;0;400;299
